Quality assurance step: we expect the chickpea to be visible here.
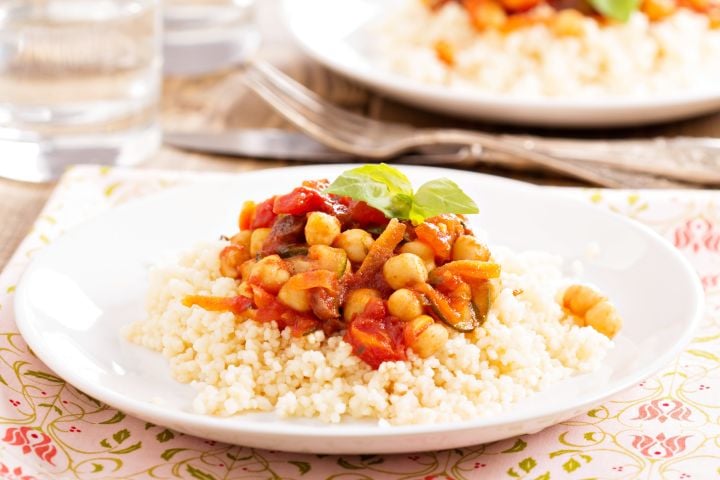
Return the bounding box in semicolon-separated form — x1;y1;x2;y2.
383;253;428;290
334;229;374;263
237;281;253;298
286;256;313;274
452;235;491;261
414;324;449;358
404;315;448;358
563;284;622;339
400;241;436;272
230;230;252;251
239;259;255;280
309;245;347;274
248;255;290;293
343;288;381;322
387;289;424;322
563;284;605;316
586;301;622;339
250;228;271;256
219;245;250;279
278;277;312;312
305;212;341;246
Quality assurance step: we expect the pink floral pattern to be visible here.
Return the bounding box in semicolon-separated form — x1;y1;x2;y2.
673;218;720;252
0;463;36;480
631;433;692;458
0;168;719;479
633;399;692;423
2;428;56;466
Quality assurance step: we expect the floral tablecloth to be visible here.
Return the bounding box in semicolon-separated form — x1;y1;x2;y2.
1;166;718;480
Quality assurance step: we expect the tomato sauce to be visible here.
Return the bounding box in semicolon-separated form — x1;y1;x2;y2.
344;298;406;369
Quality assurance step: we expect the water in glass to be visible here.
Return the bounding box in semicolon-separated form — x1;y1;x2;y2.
0;0;161;182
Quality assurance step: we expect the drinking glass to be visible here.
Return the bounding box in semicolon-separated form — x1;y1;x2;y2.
163;0;259;75
0;0;162;182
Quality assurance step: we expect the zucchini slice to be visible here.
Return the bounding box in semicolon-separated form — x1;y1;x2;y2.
414;282;477;332
277;244;310;258
471;281;491;326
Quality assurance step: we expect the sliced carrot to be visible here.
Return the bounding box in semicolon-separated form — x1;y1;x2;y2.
238;201;256;231
353;218;406;285
434;40;455;66
432;260;501;280
284;270;339;292
182;295;253;315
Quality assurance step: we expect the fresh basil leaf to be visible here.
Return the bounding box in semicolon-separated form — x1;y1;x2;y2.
326;164;413;218
391;193;414;219
328;165;478;224
327;163;412;218
588;0;640;21
326;173;395;217
330;164;412;196
355;164;413;196
409;178;478;224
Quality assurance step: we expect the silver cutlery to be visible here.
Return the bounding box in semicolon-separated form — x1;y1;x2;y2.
164;129;496;165
243;61;720;188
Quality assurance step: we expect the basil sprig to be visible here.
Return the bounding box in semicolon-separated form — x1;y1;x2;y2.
588;0;641;22
326;164;478;224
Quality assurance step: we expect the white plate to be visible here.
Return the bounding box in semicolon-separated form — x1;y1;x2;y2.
14;165;703;454
281;0;720;127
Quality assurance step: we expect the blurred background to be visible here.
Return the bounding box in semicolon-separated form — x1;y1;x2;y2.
2;0;720;262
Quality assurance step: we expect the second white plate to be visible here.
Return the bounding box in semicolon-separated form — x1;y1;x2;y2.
282;0;720;127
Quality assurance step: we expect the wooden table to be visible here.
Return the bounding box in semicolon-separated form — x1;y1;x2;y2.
2;2;719;271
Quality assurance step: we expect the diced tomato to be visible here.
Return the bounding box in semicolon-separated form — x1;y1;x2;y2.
255;297;321;336
344;298;406;369
283;313;321;337
310;289;340;321
239;201;256;230
252;285;321;336
182;295;253;315
255;299;285;324
273;187;334;216
251;198;278;229
336;198;389;227
251;286;275;309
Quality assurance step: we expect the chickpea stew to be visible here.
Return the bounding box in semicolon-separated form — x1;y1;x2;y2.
183;165;621;370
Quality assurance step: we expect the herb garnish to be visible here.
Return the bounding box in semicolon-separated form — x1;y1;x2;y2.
327;164;478;224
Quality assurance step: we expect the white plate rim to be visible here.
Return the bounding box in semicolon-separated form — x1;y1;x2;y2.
13;165;705;443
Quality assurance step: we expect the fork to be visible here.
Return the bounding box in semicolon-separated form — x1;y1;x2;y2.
242;62;711;188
